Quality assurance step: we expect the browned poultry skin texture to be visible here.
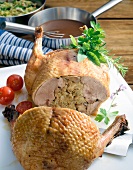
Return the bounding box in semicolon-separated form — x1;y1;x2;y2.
11;106;128;170
12;106;100;170
24;27;110;115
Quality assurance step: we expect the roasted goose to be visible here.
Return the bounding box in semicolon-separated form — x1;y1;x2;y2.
24;27;110;115
3;106;129;170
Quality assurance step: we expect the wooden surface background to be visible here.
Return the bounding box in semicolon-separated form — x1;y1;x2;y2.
45;0;133;89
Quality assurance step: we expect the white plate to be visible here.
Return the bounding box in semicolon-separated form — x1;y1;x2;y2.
0;64;133;170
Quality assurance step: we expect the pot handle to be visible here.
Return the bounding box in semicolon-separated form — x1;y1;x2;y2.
0;21;35;34
91;0;122;18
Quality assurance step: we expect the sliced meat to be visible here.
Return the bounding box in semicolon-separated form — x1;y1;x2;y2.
34;75;109;115
24;27;110;115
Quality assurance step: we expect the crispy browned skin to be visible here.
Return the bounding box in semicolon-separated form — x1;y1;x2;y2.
24;27;110;115
24;27;44;94
11;106;128;170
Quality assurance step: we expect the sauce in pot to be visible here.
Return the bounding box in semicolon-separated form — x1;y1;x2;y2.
40;19;90;38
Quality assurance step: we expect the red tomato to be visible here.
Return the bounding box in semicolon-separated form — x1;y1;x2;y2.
16;101;32;114
0;86;15;105
7;74;23;91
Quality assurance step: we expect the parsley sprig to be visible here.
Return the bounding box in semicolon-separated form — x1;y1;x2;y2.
95;84;126;125
69;21;128;77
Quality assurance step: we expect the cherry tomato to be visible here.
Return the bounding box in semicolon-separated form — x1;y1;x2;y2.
16;101;32;114
0;86;15;105
7;74;23;91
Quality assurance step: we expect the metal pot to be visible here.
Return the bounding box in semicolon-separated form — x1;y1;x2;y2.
28;0;122;28
0;0;46;25
27;0;122;49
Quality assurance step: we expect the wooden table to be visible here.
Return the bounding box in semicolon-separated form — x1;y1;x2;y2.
45;0;133;90
0;0;133;89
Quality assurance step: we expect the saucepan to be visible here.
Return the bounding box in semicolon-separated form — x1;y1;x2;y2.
0;0;46;25
27;0;123;49
0;0;122;50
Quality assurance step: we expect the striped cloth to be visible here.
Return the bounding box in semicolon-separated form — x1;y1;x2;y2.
0;30;53;66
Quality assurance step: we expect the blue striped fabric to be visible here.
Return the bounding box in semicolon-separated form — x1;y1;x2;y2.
42;36;72;49
0;30;53;66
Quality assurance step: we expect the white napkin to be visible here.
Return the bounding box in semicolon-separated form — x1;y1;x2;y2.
100;128;133;156
0;30;53;66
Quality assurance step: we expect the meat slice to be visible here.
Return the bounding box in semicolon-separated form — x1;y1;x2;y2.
24;27;110;115
7;106;128;170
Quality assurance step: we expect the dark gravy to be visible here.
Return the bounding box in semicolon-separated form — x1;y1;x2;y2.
40;19;90;38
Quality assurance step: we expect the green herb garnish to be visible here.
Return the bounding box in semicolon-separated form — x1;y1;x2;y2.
68;21;128;77
95;108;118;125
95;84;126;125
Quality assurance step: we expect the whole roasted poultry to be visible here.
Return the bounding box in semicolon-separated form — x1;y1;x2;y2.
3;27;129;170
24;27;110;115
